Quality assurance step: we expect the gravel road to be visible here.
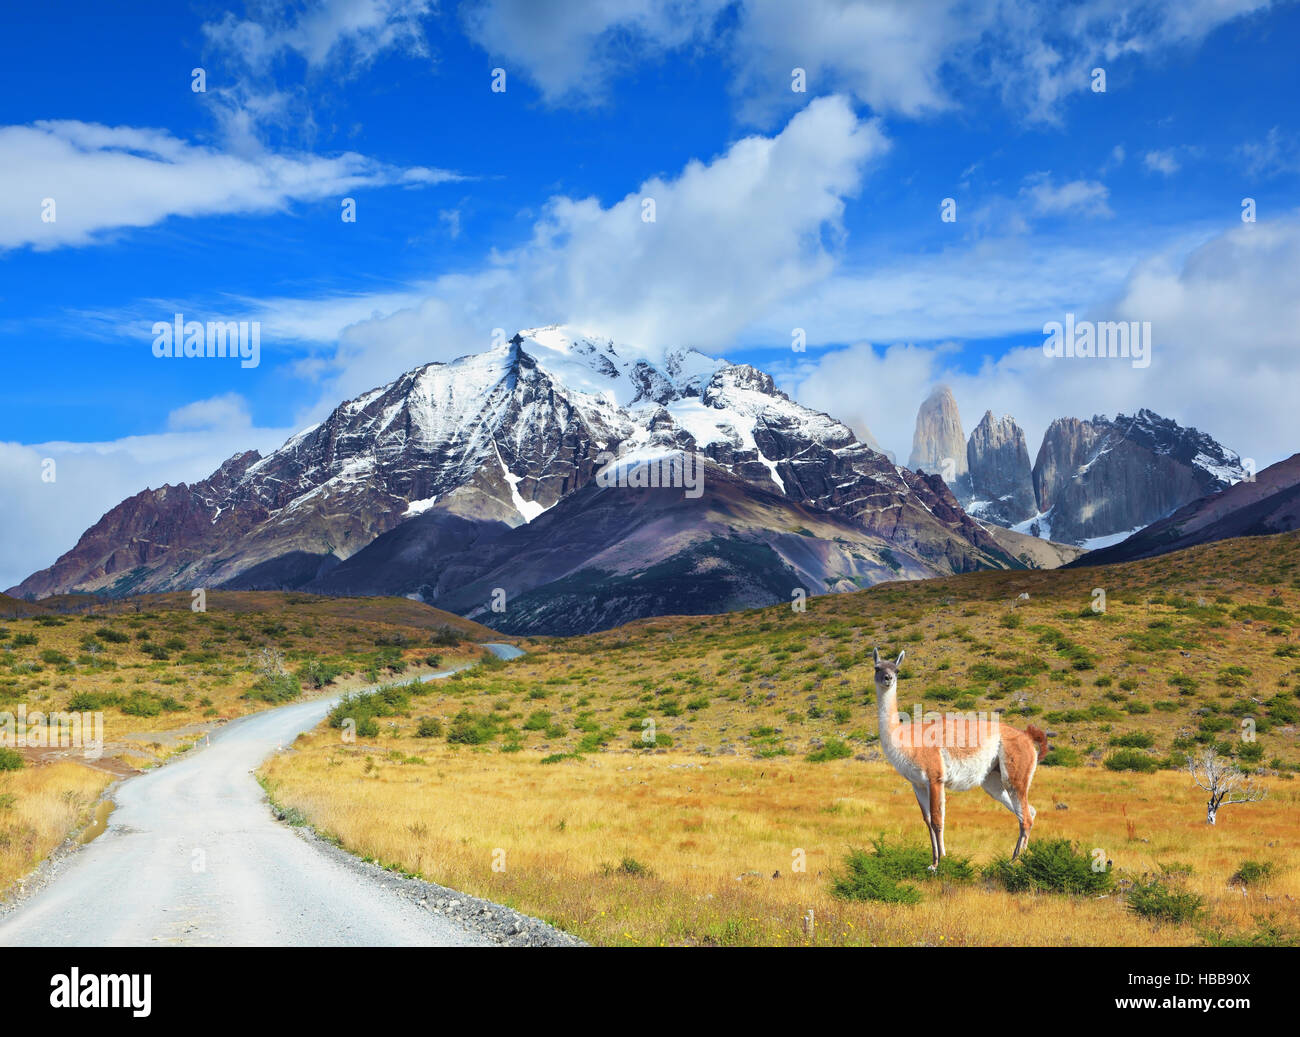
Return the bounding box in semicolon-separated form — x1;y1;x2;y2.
0;644;578;947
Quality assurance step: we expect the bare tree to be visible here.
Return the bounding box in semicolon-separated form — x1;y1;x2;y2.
1187;748;1266;825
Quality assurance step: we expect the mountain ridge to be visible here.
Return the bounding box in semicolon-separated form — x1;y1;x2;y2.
10;327;1024;616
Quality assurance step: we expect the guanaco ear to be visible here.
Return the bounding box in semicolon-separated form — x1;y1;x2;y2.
895;650;905;667
872;647;880;665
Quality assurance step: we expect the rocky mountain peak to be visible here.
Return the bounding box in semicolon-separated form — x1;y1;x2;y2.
908;384;970;497
966;411;1036;526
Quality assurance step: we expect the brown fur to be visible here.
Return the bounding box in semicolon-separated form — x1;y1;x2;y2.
1024;723;1049;762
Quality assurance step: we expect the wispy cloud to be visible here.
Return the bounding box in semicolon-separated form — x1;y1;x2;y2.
1239;126;1300;177
203;0;436;73
0;120;463;251
1021;173;1113;218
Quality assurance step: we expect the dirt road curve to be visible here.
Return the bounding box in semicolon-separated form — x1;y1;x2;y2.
0;644;549;947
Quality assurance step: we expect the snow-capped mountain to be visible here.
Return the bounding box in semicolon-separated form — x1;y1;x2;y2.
11;325;1023;607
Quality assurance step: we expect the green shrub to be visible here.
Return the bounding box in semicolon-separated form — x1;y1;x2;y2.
830;837;973;904
1230;860;1274;886
1126;879;1202;923
1236;741;1264;763
120;694;162;718
446;710;499;745
0;747;24;770
985;838;1112;895
415;716;444;738
1104;748;1158;772
328;686;412;734
296;659;344;689
807;738;852;762
246;672;302;703
1111;732;1155;748
575;728;614;753
1042;746;1080;767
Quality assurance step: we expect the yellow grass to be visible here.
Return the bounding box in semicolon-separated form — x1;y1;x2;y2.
0;762;112;894
261;737;1300;946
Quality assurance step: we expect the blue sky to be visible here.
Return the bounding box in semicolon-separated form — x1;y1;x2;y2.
2;0;1300;588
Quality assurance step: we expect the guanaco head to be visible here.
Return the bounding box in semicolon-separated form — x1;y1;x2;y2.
872;647;905;693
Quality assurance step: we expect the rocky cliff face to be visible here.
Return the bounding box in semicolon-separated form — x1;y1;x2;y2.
907;385;971;499
1072;452;1300;567
966;411;1037;526
900;385;1247;547
1032;409;1246;545
11;327;1020;603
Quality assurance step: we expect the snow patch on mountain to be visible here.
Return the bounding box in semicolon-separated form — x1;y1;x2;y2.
1079;526;1144;550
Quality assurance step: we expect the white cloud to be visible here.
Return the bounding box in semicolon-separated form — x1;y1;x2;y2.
461;0;729;107
0;396;294;592
289;95;889;403
725;0;968;120
1143;149;1181;175
165;393;255;432
1021;174;1113;218
460;0;1275;123
0;120;462;251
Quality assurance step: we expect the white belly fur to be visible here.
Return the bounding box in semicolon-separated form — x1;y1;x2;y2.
940;738;1002;792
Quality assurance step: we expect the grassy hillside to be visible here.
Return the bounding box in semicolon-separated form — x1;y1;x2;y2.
0;592;496;895
0;593;48;620
258;531;1300;946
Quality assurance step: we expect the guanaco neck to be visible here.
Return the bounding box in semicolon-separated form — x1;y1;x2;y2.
877;682;902;741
